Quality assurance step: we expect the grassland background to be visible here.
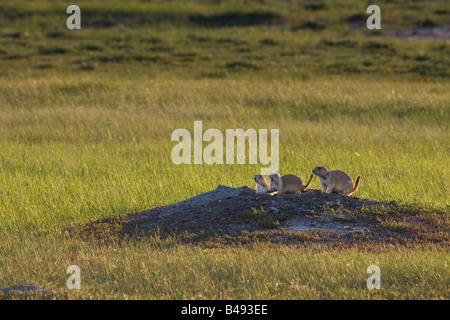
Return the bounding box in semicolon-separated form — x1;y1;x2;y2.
0;0;448;299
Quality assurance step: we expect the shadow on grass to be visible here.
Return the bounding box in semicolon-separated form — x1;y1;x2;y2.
188;11;282;27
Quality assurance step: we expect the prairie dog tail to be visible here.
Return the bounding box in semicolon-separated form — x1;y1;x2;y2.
301;173;314;192
347;175;361;196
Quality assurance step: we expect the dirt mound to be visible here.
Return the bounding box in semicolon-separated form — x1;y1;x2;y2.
124;185;397;243
78;185;447;246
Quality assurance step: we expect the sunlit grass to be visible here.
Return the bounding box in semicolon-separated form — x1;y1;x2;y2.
1;237;448;299
1;76;447;234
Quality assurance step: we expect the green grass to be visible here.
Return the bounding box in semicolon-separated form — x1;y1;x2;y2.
1;76;447;235
0;0;449;299
1;239;448;299
239;207;281;228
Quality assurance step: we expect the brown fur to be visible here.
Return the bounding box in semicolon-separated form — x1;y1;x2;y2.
254;174;270;194
269;173;314;194
312;166;360;196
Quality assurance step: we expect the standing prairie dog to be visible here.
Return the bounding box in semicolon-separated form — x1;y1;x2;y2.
268;173;314;194
312;166;360;196
254;174;270;194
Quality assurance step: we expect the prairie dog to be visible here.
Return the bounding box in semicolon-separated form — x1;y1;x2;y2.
268;173;314;194
254;174;270;194
312;166;360;196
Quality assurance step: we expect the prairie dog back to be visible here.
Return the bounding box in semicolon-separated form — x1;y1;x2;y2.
269;173;311;194
280;174;303;193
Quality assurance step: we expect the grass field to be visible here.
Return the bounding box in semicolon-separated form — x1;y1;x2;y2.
0;0;449;300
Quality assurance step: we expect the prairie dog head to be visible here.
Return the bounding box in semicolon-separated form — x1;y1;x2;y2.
254;174;270;194
312;166;328;177
268;173;282;193
268;173;281;184
254;174;268;185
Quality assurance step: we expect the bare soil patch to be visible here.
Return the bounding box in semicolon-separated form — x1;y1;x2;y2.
387;26;450;39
